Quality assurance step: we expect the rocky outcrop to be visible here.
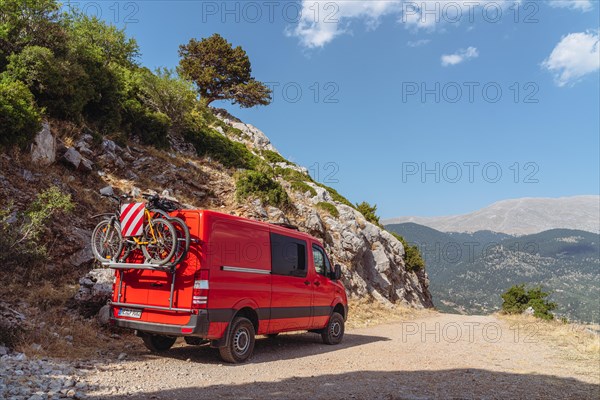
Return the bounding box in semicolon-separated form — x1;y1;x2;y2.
62;147;93;172
30;121;56;166
0;302;27;347
213;115;434;309
73;269;114;317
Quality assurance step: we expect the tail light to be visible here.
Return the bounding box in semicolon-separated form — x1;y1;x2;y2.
192;269;209;309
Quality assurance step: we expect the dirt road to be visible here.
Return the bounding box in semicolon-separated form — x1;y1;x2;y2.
87;313;599;399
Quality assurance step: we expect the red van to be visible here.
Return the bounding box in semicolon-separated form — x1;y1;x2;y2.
108;210;348;363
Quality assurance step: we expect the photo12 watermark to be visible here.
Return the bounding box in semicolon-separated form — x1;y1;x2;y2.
264;82;340;104
400;321;541;344
308;162;340;184
402;82;540;104
64;1;140;24
410;240;540;265
401;162;540;184
400;1;540;26
199;1;340;24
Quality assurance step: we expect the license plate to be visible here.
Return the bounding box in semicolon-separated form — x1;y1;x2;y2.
118;308;142;319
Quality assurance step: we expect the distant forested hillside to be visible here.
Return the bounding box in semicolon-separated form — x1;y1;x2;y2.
386;223;600;323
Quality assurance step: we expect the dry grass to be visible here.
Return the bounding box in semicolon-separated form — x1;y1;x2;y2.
18;308;142;361
346;297;433;329
2;282;141;361
498;314;600;363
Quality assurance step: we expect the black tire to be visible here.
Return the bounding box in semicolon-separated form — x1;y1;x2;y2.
219;317;255;363
142;218;177;265
167;216;191;265
150;210;191;266
321;312;345;345
91;219;123;263
142;334;176;352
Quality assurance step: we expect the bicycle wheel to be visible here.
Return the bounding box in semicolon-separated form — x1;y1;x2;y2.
91;219;123;263
142;218;177;265
150;210;191;265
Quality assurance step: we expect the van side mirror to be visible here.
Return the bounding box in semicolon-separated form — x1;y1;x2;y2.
333;264;342;280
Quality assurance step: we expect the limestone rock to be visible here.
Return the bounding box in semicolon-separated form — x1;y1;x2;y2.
30;121;56;165
73;269;114;317
62;147;82;169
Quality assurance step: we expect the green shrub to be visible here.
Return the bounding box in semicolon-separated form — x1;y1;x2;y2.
390;232;425;272
235;170;289;208
122;99;171;148
137;67;196;129
275;166;312;182
291;181;317;197
0;0;68;69
3;45;93;119
0;186;74;282
356;201;380;226
501;284;557;320
0;78;41;148
262;149;288;165
183;110;258;169
316;202;339;218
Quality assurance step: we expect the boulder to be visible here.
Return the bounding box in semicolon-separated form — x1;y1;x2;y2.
73;269;114;317
524;306;535;316
0;302;26;348
99;139;125;168
305;210;324;235
30;121;56;166
97;304;111;326
62;147;82;169
266;207;288;224
75;133;94;157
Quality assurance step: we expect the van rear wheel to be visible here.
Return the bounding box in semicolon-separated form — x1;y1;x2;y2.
321;312;344;345
142;334;176;352
219;317;255;363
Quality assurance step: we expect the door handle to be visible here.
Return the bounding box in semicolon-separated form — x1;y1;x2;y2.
314;281;320;286
304;280;310;286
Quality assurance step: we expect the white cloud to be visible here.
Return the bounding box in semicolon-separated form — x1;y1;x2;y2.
289;1;518;48
548;0;593;12
441;47;479;66
407;39;431;47
542;31;599;86
289;1;403;48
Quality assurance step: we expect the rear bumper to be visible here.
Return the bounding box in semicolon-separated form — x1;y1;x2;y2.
111;310;209;336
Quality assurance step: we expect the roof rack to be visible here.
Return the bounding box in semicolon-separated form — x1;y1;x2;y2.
271;222;299;231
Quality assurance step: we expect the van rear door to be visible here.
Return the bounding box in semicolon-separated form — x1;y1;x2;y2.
112;210;200;326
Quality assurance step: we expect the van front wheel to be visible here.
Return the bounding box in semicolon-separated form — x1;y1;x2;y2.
142;334;176;352
219;317;255;363
321;312;344;345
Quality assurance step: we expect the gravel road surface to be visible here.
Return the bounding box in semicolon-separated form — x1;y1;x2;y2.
83;313;599;399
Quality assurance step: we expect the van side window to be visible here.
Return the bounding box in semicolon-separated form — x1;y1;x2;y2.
270;233;307;277
312;245;331;277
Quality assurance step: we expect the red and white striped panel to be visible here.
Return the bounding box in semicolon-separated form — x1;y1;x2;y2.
120;202;145;237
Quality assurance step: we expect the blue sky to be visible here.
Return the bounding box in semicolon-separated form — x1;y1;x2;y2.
77;1;599;218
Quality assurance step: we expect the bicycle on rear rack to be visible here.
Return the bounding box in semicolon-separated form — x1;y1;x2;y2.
91;187;178;266
144;194;191;266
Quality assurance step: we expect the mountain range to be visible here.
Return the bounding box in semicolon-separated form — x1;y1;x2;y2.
385;222;600;323
383;196;600;235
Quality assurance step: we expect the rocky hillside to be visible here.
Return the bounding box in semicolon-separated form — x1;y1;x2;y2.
383;196;600;235
0;110;432;328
